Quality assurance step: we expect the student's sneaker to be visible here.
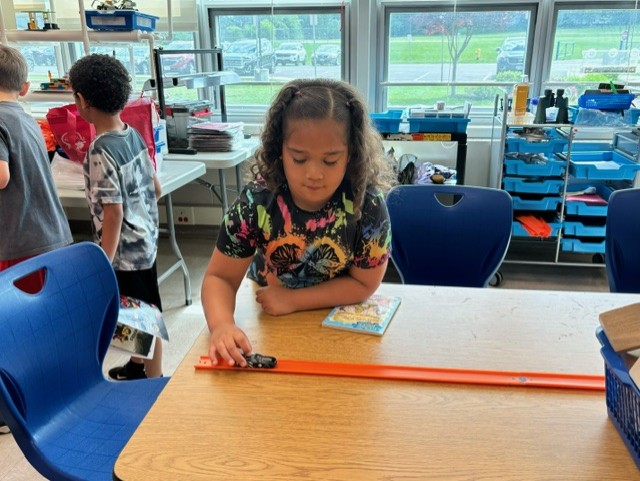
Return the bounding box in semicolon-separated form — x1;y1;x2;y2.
0;420;10;435
108;360;147;381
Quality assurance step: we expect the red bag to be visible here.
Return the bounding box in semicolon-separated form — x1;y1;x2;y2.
46;97;159;168
46;104;95;163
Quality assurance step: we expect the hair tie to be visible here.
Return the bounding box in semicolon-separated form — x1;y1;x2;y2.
345;100;351;108
294;90;302;96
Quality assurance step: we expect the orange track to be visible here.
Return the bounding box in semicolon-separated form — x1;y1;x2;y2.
195;356;604;391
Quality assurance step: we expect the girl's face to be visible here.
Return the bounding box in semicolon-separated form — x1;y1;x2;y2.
282;117;349;212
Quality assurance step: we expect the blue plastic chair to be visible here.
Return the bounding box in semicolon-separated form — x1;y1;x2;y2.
605;187;640;293
386;184;513;287
0;242;169;481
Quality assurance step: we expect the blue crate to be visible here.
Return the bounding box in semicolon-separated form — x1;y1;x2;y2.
511;220;561;237
407;117;470;133
503;158;566;177
569;150;640;181
502;177;564;194
561;238;605;254
370;110;404;133
578;93;635;111
562;221;606;237
596;327;640;470
505;129;569;154
512;196;562;211
85;10;159;32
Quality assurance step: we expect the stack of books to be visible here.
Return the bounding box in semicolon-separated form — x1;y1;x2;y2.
187;121;244;152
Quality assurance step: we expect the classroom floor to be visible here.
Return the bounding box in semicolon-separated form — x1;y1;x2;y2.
0;230;611;480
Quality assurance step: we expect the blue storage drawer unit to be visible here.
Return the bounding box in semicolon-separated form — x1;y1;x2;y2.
568;150;640;181
505;129;569;154
502;177;564;194
504;158;566;177
512;196;562;211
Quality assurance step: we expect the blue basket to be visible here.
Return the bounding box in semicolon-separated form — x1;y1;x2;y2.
370;110;404;134
596;327;640;469
85;10;159;32
578;93;635;111
407;117;470;133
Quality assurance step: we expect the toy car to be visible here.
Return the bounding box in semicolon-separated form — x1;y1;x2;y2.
241;353;277;368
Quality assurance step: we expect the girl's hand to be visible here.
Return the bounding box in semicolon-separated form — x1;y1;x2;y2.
209;324;253;367
256;285;295;316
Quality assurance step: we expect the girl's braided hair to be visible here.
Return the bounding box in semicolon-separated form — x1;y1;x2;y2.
254;78;394;218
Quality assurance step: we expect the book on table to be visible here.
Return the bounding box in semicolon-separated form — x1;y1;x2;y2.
111;296;170;359
322;294;401;336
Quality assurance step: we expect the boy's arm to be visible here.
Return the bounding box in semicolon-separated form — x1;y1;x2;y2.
152;173;161;199
100;203;124;262
201;248;254;366
0;160;8;189
255;260;388;316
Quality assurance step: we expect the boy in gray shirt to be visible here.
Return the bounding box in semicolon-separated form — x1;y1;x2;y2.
0;45;73;432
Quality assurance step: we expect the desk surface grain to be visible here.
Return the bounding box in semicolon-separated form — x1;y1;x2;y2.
114;283;640;481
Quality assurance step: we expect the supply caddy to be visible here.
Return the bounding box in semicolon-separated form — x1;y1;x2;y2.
596;327;640;469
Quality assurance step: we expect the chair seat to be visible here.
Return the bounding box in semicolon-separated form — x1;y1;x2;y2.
32;377;169;481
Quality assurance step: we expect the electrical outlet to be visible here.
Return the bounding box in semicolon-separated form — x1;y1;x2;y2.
175;207;195;225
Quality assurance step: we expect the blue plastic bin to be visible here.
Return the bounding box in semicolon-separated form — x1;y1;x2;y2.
502;177;564;194
512;196;562;211
564;184;612;217
370;110;403;133
407;117;470;133
511;220;561;237
578;93;635;111
505;129;569;154
561;238;605;254
85;10;159;32
562;221;606;237
569;151;640;181
503;158;566;177
596;327;640;470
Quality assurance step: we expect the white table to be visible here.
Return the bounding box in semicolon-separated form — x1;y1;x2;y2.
164;138;259;212
56;160;206;305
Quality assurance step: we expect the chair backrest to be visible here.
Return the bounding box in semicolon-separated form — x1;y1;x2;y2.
386;184;513;287
0;242;119;443
605;187;640;293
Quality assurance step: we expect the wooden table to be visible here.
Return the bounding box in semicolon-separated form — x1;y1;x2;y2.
56;160;206;305
113;282;640;480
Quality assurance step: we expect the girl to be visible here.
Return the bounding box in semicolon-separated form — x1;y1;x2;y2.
201;79;395;367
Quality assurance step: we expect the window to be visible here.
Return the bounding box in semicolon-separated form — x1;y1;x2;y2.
207;6;345;118
546;3;640;105
381;3;537;116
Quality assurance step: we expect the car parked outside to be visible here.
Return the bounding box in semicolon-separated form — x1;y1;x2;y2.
311;44;341;66
496;37;525;74
274;42;306;66
157;41;196;75
223;39;275;75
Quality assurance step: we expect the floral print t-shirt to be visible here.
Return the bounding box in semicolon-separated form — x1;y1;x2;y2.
216;178;391;288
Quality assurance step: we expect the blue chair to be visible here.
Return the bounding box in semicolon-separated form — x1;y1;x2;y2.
386;184;513;287
0;242;169;481
605;187;640;293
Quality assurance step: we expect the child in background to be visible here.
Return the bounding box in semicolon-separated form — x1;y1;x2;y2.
201;78;394;367
68;54;163;380
0;45;74;433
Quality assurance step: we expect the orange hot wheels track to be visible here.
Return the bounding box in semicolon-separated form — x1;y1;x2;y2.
195;356;604;391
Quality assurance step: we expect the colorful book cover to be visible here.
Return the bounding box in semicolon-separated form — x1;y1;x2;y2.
111;296;169;359
322;295;401;336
